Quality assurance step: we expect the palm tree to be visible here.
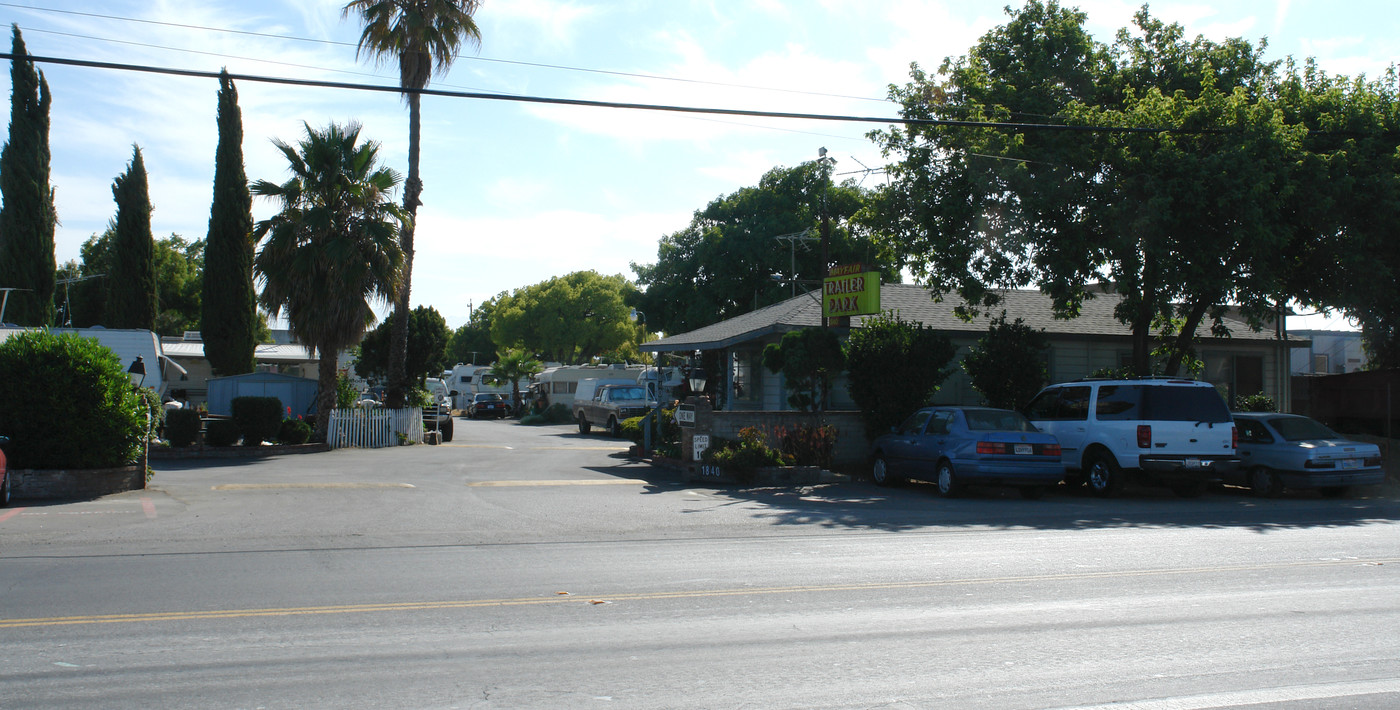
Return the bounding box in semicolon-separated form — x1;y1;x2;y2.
252;122;406;442
482;348;543;416
343;0;483;409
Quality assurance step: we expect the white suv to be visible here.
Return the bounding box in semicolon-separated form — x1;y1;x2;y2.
1023;378;1239;497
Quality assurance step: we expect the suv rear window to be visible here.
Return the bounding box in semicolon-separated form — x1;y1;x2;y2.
1141;386;1230;422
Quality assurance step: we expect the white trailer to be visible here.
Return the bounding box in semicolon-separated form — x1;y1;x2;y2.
529;364;645;411
0;326;183;396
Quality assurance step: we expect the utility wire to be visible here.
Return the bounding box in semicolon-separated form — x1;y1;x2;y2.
0;52;1212;134
0;1;891;104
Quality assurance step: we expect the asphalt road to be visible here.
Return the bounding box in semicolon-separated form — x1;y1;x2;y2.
2;419;1399;709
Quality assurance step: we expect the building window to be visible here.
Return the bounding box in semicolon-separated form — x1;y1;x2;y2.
1313;354;1329;374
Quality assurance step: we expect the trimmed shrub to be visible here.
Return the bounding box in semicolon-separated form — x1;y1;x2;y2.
0;330;146;469
205;419;240;447
703;427;789;482
164;408;202;448
231;396;283;445
1233;393;1276;412
774;423;837;468
278;417;312;445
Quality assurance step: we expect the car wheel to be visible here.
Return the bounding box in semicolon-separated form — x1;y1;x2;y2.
1249;466;1282;498
871;456;899;487
577;413;591;435
936;460;961;498
1086;452;1124;498
1320;485;1350;499
1;471;10;508
1019;485;1047;500
441;418;454;443
608;416;621;438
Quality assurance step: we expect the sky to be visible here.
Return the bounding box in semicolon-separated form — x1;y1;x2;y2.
0;0;1395;333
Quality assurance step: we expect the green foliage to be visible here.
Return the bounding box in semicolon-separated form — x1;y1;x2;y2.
446;317;497;368
0;26;56;327
205;419;240;447
490;271;636;364
355;305;451;385
108;145;157;330
961;311;1050;410
762;327;846;411
202;70;259;375
519;403;573;426
773;423;837;468
278;417;312;445
252;121;406;442
163;408;201;448
704;427;790;481
865;2;1308;375
481;348;544;414
1233;393;1277;412
1088;366;1137;379
844;311;956;439
0;330;145;468
230;396;283;446
619;406;680;450
631;162;898;336
335;369;360;409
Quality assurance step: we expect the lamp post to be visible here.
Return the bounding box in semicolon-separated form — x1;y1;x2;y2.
127;356;150;479
630;307;657;454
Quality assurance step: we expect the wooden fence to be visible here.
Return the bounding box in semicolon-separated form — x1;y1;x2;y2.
327;407;423;449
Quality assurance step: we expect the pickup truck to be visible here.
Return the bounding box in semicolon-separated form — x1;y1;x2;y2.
423;378;456;442
574;383;651;437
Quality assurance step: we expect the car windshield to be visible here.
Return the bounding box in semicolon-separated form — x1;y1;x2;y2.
1268;416;1339;441
475;394;503;403
609;387;645;401
964;410;1037;432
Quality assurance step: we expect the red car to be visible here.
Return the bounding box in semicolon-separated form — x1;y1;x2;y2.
1;435;11;507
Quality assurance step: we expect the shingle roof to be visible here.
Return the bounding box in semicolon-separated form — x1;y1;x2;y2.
642;284;1298;352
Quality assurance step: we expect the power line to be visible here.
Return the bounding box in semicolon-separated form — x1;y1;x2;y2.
0;52;1208;134
0;1;892;104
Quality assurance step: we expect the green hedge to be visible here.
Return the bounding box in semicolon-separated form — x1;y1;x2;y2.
205;419;240;447
0;330;148;469
232;396;284;445
278;418;311;445
164;408;201;448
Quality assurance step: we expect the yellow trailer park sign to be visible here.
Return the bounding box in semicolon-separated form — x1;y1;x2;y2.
822;264;881;318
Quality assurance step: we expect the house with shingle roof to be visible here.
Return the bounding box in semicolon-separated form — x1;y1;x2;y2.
642;283;1306;413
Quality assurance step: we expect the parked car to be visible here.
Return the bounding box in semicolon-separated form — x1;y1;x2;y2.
870;406;1064;499
1024;378;1239;498
467;393;509;420
1;435;11;508
1226;413;1385;497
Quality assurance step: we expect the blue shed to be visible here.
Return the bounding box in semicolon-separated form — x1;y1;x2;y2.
206;372;320;417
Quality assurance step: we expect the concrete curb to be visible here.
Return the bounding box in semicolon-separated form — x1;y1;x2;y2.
150;443;330;460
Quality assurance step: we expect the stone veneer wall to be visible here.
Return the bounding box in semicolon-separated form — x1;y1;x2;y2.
10;465;145;500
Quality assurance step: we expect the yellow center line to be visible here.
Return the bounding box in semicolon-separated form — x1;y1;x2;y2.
212;483;416;490
467;479;650;487
3;557;1392;630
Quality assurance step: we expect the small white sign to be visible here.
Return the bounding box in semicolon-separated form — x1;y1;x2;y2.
677;409;695;424
692;434;710;461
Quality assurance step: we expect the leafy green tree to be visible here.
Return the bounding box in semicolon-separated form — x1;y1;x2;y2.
844;311;956;438
107;145;157;330
482;347;543;414
202;70;259;375
866;2;1299;375
632;162;897;336
446;296;498;366
490;271;635;364
0;25;56;326
343;0;483;409
153;234;203;337
761;327;846;411
252;122;406;442
961;312;1049;410
355;305;451;385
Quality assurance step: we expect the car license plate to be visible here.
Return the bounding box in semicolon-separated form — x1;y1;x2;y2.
1014;444;1032;455
1185;458;1201;468
1340;459;1360;469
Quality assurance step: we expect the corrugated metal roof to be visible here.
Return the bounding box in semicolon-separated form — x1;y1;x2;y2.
642;284;1299;352
161;340;317;363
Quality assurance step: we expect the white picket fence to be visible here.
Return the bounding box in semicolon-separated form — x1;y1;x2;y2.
327;407;424;449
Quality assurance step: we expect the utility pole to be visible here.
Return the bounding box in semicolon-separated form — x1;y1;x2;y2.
817;147;836;327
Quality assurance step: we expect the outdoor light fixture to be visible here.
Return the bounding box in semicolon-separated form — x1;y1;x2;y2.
127;355;147;389
687;365;707;394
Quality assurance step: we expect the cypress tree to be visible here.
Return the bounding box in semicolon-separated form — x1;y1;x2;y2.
201;70;257;374
0;25;56;326
107;145;156;330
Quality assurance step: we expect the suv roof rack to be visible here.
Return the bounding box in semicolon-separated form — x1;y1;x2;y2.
1071;375;1201;382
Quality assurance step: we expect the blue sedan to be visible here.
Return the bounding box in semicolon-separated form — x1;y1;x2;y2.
1228;413;1385;497
870;407;1064;499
